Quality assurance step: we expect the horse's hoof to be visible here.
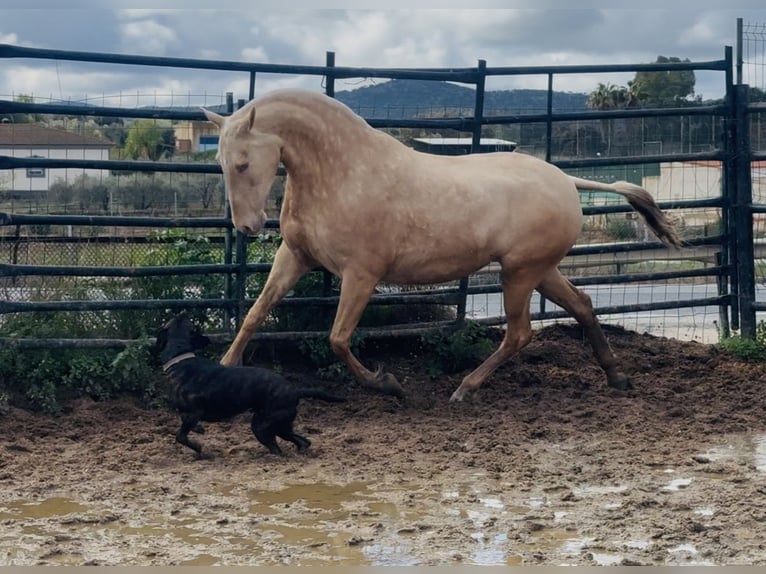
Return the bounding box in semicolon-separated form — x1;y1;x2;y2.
607;372;631;390
449;387;467;402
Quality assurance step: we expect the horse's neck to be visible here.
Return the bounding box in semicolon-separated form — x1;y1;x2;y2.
259;102;353;188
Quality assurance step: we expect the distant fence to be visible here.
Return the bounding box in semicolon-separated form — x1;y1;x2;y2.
0;37;762;349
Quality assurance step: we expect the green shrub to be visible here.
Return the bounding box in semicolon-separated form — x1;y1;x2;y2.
605;215;638;241
0;340;163;414
419;320;495;376
719;321;766;362
296;332;366;380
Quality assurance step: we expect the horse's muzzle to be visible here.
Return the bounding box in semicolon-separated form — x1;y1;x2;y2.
235;211;267;236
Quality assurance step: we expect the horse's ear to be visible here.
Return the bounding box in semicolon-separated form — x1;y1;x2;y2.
248;106;256;131
202;108;225;127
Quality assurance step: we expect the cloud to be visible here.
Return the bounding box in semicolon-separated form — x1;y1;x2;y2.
2;8;764;102
241;46;269;62
0;32;19;44
119;19;178;55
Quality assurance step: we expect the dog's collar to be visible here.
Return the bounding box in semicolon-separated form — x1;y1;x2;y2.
162;352;196;372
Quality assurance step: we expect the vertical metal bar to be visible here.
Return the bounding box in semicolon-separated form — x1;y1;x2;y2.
325;51;335;97
223;94;236;331
538;72;555;317
545;72;554;163
737;17;743;85
233;73;257;329
716;251;731;338
735;84;756;338
723;46;739;332
459;60;486;323
322;51;336;310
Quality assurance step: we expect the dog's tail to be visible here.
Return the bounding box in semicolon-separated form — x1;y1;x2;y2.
296;388;347;403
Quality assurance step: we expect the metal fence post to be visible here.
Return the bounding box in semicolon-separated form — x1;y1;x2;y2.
735;84;756;338
223;94;236;330
723;46;739;332
736;17;743;85
458;59;487;323
322;51;336;308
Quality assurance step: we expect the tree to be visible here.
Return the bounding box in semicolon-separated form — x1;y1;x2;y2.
631;56;696;107
123;120;175;161
587;83;636;155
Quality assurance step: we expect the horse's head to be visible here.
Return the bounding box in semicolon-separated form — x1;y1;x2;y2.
202;106;281;235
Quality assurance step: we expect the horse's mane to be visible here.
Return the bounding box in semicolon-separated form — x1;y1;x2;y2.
248;89;370;130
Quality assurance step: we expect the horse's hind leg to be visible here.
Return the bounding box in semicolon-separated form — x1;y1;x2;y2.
329;269;404;397
221;243;311;366
536;268;630;390
450;268;538;402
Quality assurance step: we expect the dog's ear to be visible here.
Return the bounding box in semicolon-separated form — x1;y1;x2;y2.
153;326;168;353
192;330;211;350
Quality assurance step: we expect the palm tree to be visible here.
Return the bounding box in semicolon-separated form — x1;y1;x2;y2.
588;83;623;155
587;82;644;155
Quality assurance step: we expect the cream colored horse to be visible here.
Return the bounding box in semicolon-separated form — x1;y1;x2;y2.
203;89;681;401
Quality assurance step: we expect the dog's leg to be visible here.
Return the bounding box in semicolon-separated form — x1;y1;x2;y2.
192;424;205;434
250;416;283;455
272;410;310;451
281;430;311;452
177;414;204;456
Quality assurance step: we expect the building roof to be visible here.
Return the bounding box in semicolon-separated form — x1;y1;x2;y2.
413;137;517;147
0;123;112;147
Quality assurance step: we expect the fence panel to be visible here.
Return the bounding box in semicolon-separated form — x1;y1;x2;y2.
737;20;766;336
0;42;742;348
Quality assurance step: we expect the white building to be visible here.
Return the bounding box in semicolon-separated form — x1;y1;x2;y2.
0;123;112;199
645;160;766;227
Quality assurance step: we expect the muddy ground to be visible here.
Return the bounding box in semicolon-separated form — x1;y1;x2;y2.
1;324;766;566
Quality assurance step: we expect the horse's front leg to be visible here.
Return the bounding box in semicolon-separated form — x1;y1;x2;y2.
221;243;311;366
329;269;405;398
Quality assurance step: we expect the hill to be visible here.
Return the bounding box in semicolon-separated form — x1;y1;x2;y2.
335;79;588;119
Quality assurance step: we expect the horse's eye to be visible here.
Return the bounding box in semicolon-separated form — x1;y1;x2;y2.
235;162;249;174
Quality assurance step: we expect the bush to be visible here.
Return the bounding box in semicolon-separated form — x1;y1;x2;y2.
419;320;495;376
605;215;638;241
719;321;766;362
0;340;162;414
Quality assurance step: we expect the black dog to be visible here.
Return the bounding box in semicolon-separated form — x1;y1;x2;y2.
154;313;345;458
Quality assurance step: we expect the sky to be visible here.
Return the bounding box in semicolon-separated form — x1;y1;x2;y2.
1;5;766;109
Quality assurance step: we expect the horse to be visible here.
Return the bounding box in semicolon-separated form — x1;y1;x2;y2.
202;88;681;402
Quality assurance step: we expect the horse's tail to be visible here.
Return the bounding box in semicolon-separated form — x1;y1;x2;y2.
570;177;683;249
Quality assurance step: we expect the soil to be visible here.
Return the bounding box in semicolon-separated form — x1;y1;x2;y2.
2;323;766;566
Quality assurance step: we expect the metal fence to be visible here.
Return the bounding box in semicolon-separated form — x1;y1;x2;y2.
737;19;766;335
0;38;761;348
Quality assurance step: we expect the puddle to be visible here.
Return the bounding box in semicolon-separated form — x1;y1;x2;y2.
572;485;628;496
669;543;698;554
697;433;766;473
662;478;692;492
0;497;89;520
754;434;766;472
5;463;756;566
591;552;624;565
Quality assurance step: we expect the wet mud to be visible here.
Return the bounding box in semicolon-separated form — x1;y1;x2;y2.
1;324;766;565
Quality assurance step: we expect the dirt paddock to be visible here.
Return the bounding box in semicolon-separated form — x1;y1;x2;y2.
1;324;766;566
